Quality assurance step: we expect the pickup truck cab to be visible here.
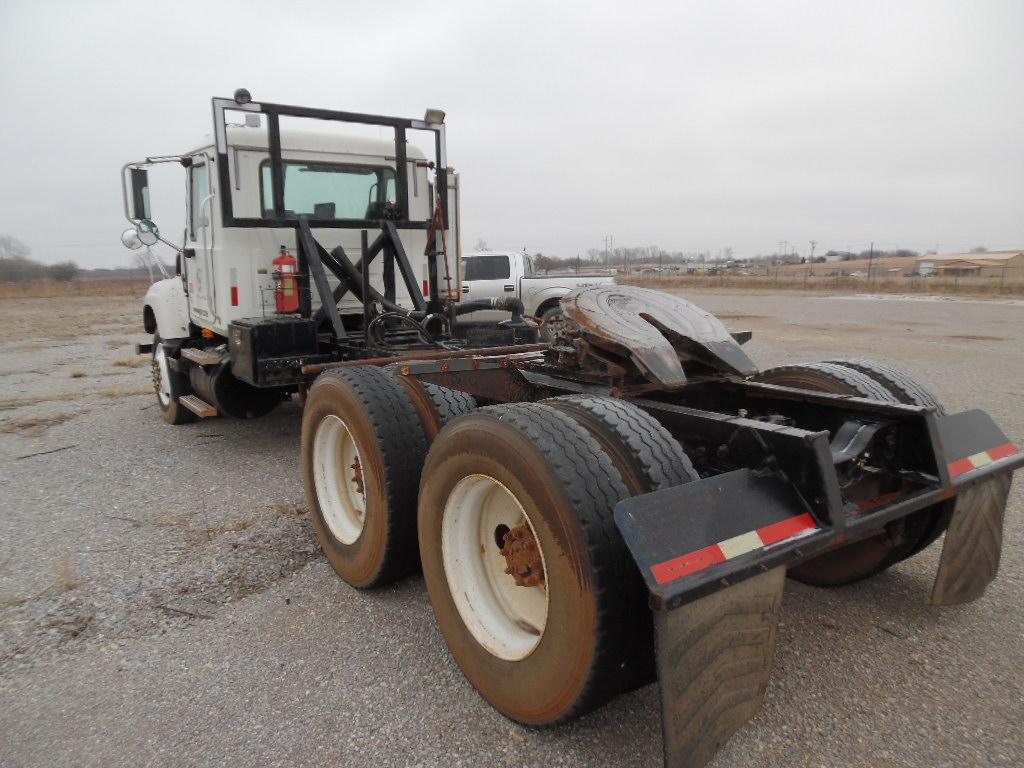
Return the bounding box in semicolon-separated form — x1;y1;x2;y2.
461;250;613;339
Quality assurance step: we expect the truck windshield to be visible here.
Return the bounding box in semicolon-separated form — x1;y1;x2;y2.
463;255;510;281
260;161;396;220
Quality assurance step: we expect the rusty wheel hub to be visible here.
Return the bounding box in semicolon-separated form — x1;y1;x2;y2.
350;456;364;496
499;524;545;587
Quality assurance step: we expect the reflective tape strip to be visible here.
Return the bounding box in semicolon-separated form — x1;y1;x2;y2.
651;512;818;586
948;442;1019;478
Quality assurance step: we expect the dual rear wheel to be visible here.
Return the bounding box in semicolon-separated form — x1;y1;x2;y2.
301;373;695;724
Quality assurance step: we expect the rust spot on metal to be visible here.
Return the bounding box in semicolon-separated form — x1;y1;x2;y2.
499;524;545;587
350;456;364;496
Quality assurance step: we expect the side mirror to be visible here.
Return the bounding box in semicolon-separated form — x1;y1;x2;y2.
121;228;143;250
129;168;151;220
137;219;160;246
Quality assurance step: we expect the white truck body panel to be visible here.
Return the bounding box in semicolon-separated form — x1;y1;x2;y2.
143;277;191;340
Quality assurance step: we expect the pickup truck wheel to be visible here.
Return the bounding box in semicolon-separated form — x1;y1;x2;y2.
754;361;908;586
301;367;427;588
418;403;632;725
539;304;568;343
151;335;196;426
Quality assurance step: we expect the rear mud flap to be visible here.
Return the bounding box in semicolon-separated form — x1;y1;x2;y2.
930;409;1020;605
655;566;785;768
931;473;1012;605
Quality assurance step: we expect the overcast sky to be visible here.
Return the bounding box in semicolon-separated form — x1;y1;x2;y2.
1;0;1021;268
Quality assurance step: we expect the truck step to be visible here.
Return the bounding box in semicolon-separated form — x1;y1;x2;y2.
178;395;217;418
180;347;224;366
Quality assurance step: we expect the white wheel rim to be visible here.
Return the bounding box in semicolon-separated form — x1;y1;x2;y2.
153;344;171;407
312;415;367;545
441;474;549;661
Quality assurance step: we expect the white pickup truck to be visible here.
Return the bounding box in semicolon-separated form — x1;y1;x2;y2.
460;251;613;339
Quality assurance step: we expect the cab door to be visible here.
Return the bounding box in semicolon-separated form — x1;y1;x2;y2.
461;253;514;322
185;155;216;324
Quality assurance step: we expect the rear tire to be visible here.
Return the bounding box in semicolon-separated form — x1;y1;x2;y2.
301;367;428;588
754;361;904;586
393;376;477;442
822;357;951;559
544;395;698;494
418;403;633;725
544;394;698;689
822;357;945;415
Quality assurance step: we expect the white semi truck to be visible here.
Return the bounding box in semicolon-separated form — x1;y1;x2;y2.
120;92;1022;768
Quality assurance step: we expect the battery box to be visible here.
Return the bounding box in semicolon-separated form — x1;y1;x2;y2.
229;317;318;387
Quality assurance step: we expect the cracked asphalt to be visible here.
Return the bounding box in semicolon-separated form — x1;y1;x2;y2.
1;290;1021;767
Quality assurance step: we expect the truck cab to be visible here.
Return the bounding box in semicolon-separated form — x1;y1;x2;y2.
121;92;469;424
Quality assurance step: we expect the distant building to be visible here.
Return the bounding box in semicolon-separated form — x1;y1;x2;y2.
916;250;1024;278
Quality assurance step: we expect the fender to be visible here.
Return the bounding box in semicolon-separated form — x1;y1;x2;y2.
143;277;190;339
524;285;573;316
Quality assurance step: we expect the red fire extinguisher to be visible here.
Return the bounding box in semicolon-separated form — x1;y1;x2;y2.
273;245;300;314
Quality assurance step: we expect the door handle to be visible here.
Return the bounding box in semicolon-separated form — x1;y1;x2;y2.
503;284;515;292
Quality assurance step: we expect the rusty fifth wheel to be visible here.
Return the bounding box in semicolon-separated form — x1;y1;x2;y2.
301;367;427;588
417;403;634;724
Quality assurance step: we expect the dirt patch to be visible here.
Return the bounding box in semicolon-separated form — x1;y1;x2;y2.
945;334;1007;342
712;311;770;320
0;412;77;436
0;503;319;667
0;385;151;411
112;356;146;369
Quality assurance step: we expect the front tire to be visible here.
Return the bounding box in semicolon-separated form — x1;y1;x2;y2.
301;367;427;588
418;403;633;725
151;335;196;426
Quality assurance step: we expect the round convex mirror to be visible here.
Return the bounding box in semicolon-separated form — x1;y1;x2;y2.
121;227;142;250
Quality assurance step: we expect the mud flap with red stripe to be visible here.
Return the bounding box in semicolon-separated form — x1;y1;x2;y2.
654;565;786;768
614;471;834;768
931;409;1020;605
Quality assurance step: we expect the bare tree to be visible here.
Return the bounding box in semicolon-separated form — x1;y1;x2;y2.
473;238;489;251
47;261;79;282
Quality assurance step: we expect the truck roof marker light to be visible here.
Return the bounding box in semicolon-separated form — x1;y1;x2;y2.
424;108;446;124
201;328;215;339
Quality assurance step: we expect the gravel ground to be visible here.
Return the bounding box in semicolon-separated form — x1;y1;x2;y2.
0;291;1021;767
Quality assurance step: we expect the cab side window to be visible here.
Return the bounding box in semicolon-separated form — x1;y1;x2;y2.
523;256;534;276
189;161;210;241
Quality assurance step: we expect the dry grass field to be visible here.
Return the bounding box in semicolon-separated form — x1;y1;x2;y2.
0;278;150;300
623;271;1024;297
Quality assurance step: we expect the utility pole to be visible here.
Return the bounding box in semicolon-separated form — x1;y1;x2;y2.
809;240;817;261
867;241;875;285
